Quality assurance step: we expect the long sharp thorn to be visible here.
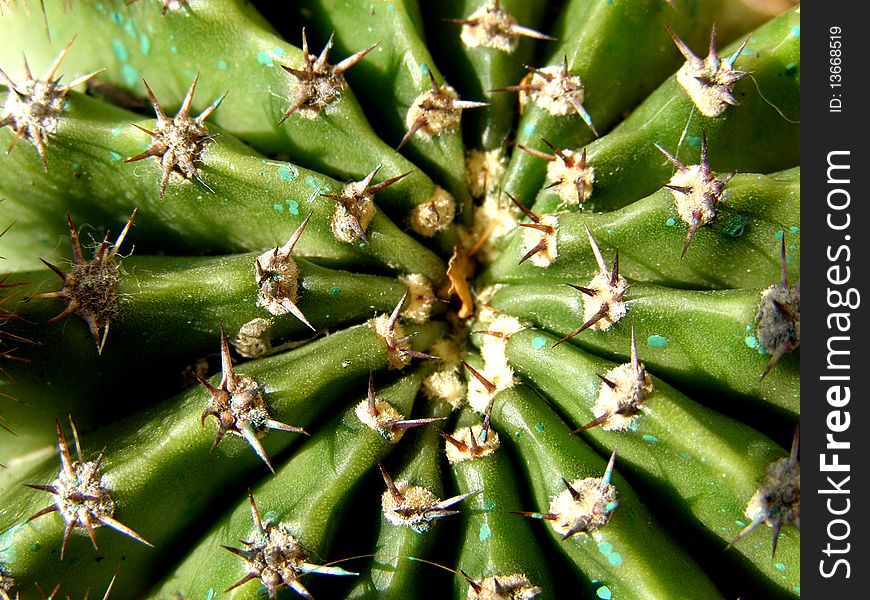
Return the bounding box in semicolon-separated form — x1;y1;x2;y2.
141;79;167;121
518;239;547;265
597;373;616;389
567;283;596;297
289;581;315;600
65;211;85;266
561;520;589;540
282;210;313;255
507;192;539;222
379;461;404;505
681;218;701;259
789;424;800;467
725;514;765;551
433;427;467;452
44;34;77;82
95;514;153;547
224;572;258;593
334;42;379;74
218;325;233;388
512;511;558;521
654;142;686;171
197;91;228;123
602;448;618;484
179;74;199;119
573;413;611;433
518;223;553;234
367;372;378;417
247;489;265;534
315;32;335;71
553;304;609;347
241;424;274;474
26;504;58;521
264;419;308;436
389;417;446;431
387;291;407;332
436;489;481;510
56;417;74;477
23;483;58;494
760;345;787;380
481;397;495;440
108;209;137;261
39;258;68;282
397;117;425;150
770;520;784;559
584;224;606;271
67;68;106;90
562;477;581;501
664;184;692;195
511;24;555;41
68;415;83;461
461;360;496;393
664;23;698;62
368;171;411;194
728;34;752;68
515;143;554;161
82;512;99;550
60;520;75;560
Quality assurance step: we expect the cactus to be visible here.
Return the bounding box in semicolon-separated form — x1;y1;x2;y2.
1;1;800;599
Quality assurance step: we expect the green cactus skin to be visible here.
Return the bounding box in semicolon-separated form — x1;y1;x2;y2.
421;0;550;153
488;281;799;420
450;407;559;599
530;7;800;214
501;327;799;598
345;398;452;599
499;0;743;204
0;253;423;457
146;371;423;599
0;321;443;597
483;168;800;290
489;383;726;600
292;0;474;226
0;0;452;224
0;91;447;282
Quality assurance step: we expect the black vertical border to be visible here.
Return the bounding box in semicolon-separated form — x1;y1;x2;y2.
803;2;868;596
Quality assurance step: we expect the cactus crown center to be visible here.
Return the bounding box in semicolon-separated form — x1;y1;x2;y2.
467;574;542;600
125;76;225;201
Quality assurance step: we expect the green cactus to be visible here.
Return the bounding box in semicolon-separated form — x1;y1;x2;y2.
1;1;800;599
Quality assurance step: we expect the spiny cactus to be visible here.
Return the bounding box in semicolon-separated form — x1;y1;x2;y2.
0;1;799;599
